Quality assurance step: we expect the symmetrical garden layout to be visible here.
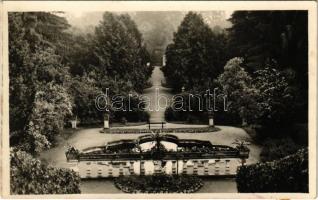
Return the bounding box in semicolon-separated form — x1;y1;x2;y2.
66;133;249;178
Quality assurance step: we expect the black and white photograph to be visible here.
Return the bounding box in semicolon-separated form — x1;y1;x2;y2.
1;1;317;198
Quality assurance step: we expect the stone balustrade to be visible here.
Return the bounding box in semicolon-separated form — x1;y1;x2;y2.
74;158;243;178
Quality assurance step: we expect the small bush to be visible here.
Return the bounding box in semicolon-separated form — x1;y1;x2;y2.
112;110;150;122
165;107;176;121
260;137;301;162
214;110;242;126
10;149;81;194
164;106;207;124
236;148;308;193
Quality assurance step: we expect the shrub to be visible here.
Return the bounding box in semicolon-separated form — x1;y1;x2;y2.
260;137;301;162
236;148;308;193
10;149;81;194
112;110;150;122
217;57;259;125
214;110;242;126
165;106;176;121
253;67;297;137
164;106;207;124
19;83;73;154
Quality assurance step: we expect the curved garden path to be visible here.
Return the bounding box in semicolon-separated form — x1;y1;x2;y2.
39;66;262;193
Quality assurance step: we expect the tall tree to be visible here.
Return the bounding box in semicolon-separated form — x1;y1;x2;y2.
9;12;72;152
93;12;151;94
164;12;227;92
253;64;297;135
217;57;259;125
227;11;308;122
9;12;80;194
228;11;308;76
66;12;152;123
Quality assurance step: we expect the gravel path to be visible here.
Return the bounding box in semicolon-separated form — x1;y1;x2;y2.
142;66;173;122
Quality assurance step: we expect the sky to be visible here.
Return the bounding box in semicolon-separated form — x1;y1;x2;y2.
67;10;234;19
63;10;234;33
62;11;233;56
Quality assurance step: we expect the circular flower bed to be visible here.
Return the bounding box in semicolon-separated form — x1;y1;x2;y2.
114;175;203;193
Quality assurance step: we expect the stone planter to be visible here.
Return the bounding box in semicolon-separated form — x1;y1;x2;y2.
65;147;80;161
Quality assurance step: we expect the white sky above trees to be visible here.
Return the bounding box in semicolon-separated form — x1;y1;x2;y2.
63;11;234;32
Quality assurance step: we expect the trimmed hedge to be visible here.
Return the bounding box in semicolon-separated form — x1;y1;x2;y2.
165;106;208;124
105;127;220;134
236;148;308;193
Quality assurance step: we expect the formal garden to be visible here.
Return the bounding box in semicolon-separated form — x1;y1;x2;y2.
9;10;308;194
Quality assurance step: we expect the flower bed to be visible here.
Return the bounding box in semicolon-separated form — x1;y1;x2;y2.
114;175;203;193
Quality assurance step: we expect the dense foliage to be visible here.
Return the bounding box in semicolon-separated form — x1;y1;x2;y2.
228;11;308;122
162;13;309;191
67;76;102;125
163;11;308;131
163;32;228;124
8;10;309;194
9;11;152;194
236;148;308;192
92;12;152;93
253;66;297;135
216;58;296;132
217;58;259;125
163;12;227;92
24;83;72;153
67;12;152;124
228;11;308;75
9;12;152;152
10;149;80;194
164;91;210;124
260;137;301;162
9;13;72;152
165;106;204;123
8;13;78;194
